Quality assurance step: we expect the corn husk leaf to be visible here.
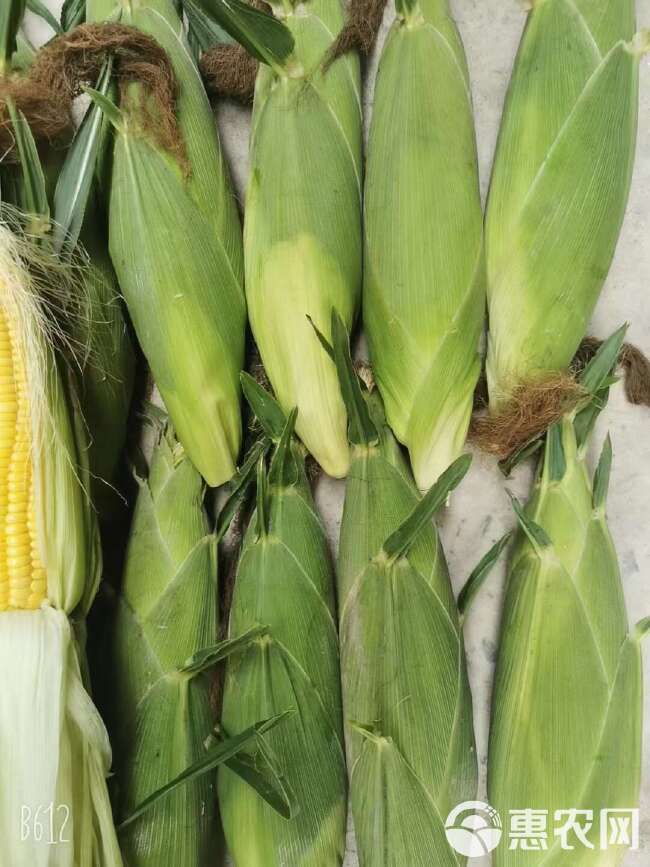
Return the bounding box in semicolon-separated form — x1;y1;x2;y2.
182;0;232;54
185;0;294;66
7;102;50;233
215;437;267;540
364;0;483;490
74;217;135;506
61;0;85;30
52;59;112;256
0;0;25;68
457;531;512;622
25;0;62;35
0;609;122;867
120;713;293;828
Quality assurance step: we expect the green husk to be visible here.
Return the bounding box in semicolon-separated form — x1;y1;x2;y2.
48;54;135;511
485;0;644;410
71;215;134;510
364;0;483;490
219;393;347;865
242;0;362;478
111;421;219;866
333;315;477;865
87;0;246;487
488;332;645;866
0;0;25;72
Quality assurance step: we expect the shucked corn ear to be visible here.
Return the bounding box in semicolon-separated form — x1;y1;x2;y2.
242;0;362;477
111;419;219;866
485;0;647;410
328;314;477;864
87;0;246;487
489;331;646;866
0;216;121;866
364;0;483;491
219;378;347;865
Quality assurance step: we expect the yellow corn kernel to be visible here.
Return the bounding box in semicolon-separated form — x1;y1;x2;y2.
0;301;47;612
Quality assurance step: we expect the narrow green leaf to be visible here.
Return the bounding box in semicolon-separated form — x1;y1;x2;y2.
255;453;268;538
499;437;544;476
579;325;627;394
458;531;513;622
330;310;378;447
574;387;609;451
241;372;286;441
225;733;296;820
53;59;112;255
83;85;124;131
592;434;613;510
182;0;293;69
349;722;383;743
118;714;290;828
184;0;233;52
0;0;26;69
9;31;35;72
216;439;267;541
181;624;268;674
545;423;566;482
26;0;62;34
635;617;650;642
382;454;471;561
307;315;335;362
60;0;84;30
508;493;552;552
268;407;299;487
8;102;49;230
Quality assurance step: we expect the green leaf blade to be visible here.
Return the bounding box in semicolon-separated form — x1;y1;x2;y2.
183;0;293;68
52;61;112;256
382;454;471;561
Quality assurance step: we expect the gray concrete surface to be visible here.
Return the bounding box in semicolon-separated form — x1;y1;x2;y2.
31;2;650;864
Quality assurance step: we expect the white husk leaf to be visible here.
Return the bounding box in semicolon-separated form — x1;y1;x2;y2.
0;608;122;866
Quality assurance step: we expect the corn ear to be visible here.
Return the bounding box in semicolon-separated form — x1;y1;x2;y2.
0;219;93;613
219;392;347;865
364;0;483;490
242;0;362;477
330;314;477;865
0;216;121;865
51;62;135;509
489;332;645;865
73;218;134;511
485;0;644;409
111;420;219;866
87;0;246;487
